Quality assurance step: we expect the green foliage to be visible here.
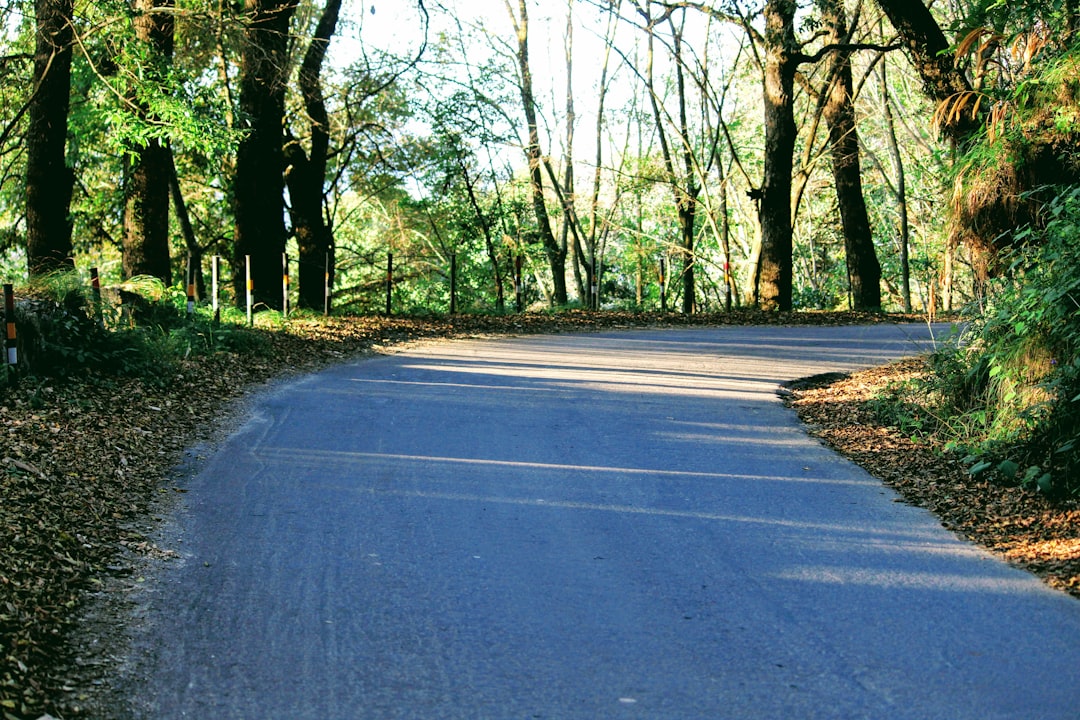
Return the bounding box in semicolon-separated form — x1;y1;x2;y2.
873;187;1080;497
11;272;267;385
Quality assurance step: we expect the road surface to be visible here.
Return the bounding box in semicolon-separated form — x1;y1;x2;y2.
116;324;1080;719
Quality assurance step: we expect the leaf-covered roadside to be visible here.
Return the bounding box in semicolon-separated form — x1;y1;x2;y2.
785;358;1080;598
1;309;914;719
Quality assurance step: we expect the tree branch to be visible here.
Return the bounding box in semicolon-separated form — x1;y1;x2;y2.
795;42;902;66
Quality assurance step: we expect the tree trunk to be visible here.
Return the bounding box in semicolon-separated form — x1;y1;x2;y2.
757;0;796;311
289;0;341;311
167;149;205;299
26;0;75;276
507;0;567;306
123;0;175;285
821;0;881;311
879;54;912;313
233;0;298;311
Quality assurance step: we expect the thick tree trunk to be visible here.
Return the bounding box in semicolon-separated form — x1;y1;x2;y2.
233;0;298;311
821;0;881;311
289;0;341;311
508;0;567;306
123;0;175;285
26;0;75;276
757;0;796;311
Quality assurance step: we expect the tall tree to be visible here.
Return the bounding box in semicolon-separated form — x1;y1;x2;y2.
819;0;881;310
233;0;298;310
25;0;75;275
756;0;797;311
123;0;176;284
505;0;568;306
286;0;342;311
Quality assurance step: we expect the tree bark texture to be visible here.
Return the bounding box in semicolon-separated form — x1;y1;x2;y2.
509;0;568;306
26;0;75;276
757;0;796;311
288;0;341;311
821;0;881;311
123;0;175;285
233;0;298;310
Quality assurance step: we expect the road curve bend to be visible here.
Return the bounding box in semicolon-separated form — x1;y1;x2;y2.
114;324;1080;719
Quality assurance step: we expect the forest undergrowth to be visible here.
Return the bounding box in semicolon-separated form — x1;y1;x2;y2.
1;302;1076;719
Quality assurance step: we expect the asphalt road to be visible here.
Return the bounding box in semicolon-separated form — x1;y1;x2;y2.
118;324;1080;719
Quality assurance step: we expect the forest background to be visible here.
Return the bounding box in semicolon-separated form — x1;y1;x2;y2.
3;0;1022;316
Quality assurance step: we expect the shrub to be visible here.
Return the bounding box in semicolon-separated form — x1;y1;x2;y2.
879;187;1080;496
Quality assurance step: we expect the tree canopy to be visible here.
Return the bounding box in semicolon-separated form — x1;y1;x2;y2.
0;0;1078;316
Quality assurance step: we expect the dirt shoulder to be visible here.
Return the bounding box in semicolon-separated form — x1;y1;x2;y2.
783;358;1080;599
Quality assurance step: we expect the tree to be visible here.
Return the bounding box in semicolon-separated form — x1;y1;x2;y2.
505;0;568;306
123;0;176;284
233;0;299;311
286;0;342;311
819;0;881;310
756;0;797;311
26;0;76;275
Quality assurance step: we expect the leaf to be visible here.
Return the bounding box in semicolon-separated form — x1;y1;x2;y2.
997;459;1020;479
969;460;994;476
1036;473;1054;494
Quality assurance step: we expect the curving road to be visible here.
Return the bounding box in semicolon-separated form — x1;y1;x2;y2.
118;324;1080;719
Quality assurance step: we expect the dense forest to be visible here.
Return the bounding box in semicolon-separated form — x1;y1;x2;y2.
1;0;1073;316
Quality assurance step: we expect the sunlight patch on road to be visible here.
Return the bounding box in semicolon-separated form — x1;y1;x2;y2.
770;565;1039;595
255;446;878;488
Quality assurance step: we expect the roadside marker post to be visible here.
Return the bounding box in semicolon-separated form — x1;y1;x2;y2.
246;255;253;326
212;255;220;324
324;252;331;316
385;252;393;316
4;283;16;385
659;259;667;312
186;256;196;317
515;256;524;313
450;253;457;315
282;252;290;318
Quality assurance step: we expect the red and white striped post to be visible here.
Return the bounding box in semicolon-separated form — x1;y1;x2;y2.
186;256;196;317
4;283;16;385
282;252;290;318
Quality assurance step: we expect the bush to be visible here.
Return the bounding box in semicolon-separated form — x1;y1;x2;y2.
8;272;268;385
876;187;1080;496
